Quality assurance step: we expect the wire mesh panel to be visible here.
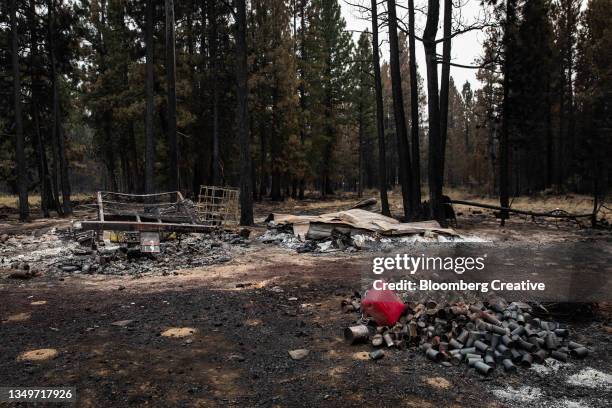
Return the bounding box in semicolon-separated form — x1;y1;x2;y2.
196;186;240;228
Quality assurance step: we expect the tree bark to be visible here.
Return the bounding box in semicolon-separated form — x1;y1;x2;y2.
407;0;421;215
371;0;390;216
387;0;413;220
423;0;445;224
27;0;51;217
235;0;254;225
11;0;29;221
145;0;155;194
209;0;220;186
500;0;517;223
439;0;452;185
165;0;179;191
48;0;71;215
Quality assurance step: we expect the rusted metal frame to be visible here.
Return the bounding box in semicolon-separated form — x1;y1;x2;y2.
80;220;215;233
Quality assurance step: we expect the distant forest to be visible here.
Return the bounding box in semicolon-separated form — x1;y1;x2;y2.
1;0;610;224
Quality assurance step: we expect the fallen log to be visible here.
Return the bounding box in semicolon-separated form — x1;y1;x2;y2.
449;199;593;219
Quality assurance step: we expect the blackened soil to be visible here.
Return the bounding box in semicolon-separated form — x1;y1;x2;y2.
1;256;610;408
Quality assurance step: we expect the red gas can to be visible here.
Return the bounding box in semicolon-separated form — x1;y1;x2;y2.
361;288;405;326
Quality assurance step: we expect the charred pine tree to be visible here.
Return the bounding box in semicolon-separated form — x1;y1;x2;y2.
144;0;155;194
387;0;414;220
47;0;71;215
439;0;452;185
209;0;221;186
165;0;179;191
500;0;518;224
11;0;29;221
235;0;254;225
423;0;445;224
407;0;421;215
371;0;390;216
27;0;51;217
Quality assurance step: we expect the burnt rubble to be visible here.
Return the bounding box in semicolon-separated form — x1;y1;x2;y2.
1;229;247;277
343;295;590;374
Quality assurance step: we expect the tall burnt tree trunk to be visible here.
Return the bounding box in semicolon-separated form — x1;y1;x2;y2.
209;0;220;186
407;0;421;215
145;0;155;194
28;0;50;217
165;0;179;191
235;0;254;225
500;0;517;224
357;92;364;198
11;0;29;221
387;0;413;220
298;0;306;200
439;0;451;186
48;0;71;215
371;0;390;216
423;0;445;224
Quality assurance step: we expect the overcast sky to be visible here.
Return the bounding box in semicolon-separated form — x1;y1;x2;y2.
341;0;489;90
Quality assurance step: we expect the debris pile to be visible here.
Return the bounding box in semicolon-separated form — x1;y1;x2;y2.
343;291;590;374
261;209;483;253
1;229;246;277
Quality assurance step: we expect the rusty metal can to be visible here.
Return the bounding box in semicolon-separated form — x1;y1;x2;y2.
533;349;548;364
502;359;517;372
474;361;493;375
426;348;443;362
449;338;464;350
570;347;588;358
383;333;395;348
474;340;488;353
468;357;483;367
551;350;568;362
520;353;533;368
344;325;370;345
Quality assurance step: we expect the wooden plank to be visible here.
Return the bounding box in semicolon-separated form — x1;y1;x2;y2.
80;220;216;233
97;191;104;221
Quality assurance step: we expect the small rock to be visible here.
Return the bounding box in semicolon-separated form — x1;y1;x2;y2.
61;265;79;272
111;320;134;327
288;349;309;360
229;353;246;362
